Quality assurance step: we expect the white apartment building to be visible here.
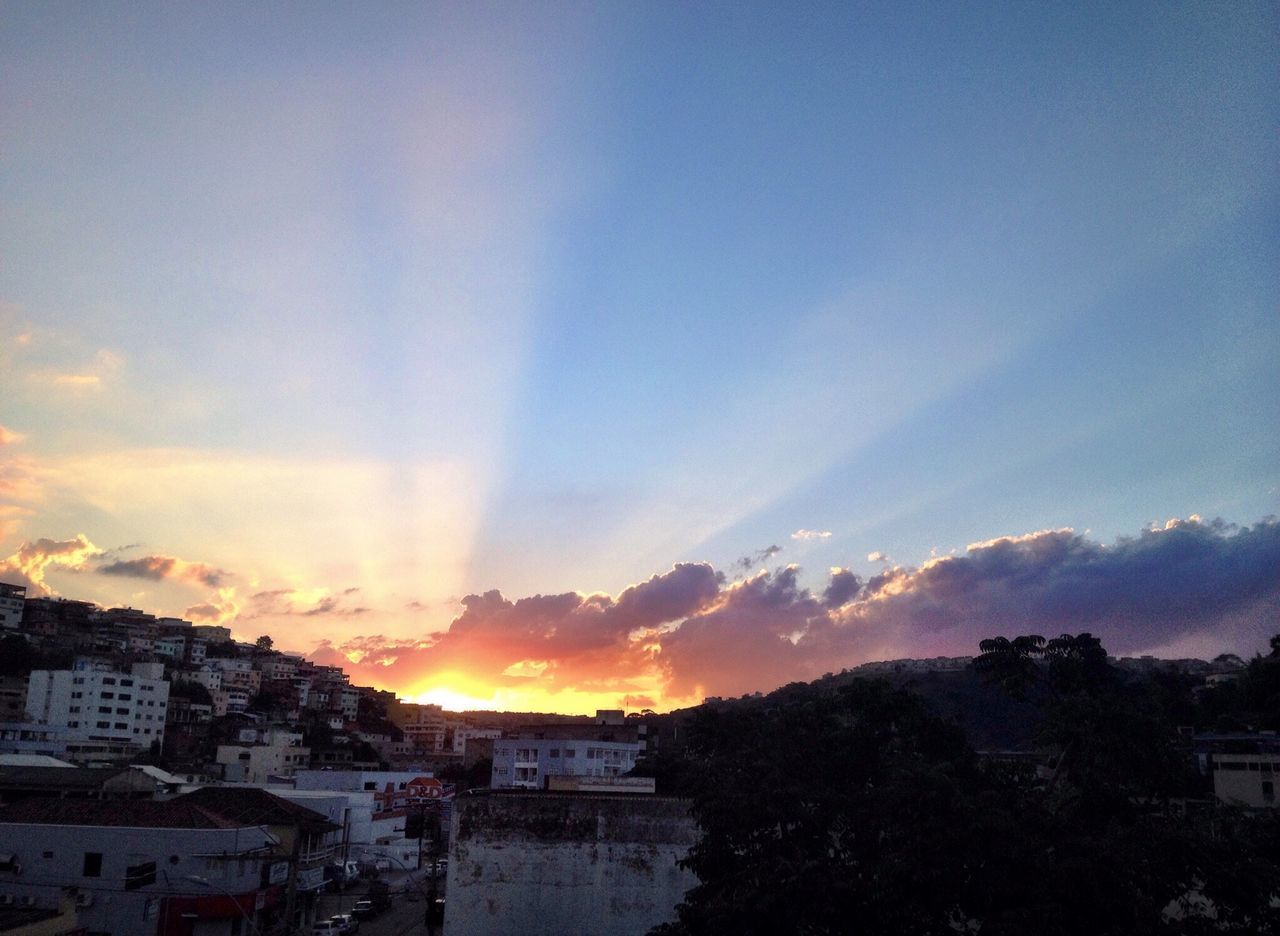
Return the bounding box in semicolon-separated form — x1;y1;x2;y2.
216;727;308;783
25;663;169;753
490;738;641;790
185;664;223;693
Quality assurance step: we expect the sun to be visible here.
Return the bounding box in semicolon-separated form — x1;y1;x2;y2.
411;685;499;712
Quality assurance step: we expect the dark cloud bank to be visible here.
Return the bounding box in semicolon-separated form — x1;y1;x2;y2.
318;517;1280;702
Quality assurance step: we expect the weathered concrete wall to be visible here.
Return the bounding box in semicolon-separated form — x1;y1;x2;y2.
445;793;698;936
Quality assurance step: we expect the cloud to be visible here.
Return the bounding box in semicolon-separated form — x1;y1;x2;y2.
0;425;24;446
244;587;369;619
867;550;889;563
321;562;725;700
37;349;124;391
185;587;240;625
791;529;832;541
619;694;655;709
98;554;230;588
733;544;782;572
842;517;1280;658
823;568;862;608
299;516;1280;709
0;535;100;594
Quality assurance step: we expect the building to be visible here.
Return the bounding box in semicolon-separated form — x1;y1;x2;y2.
0;675;28;722
451;726;503;757
490;738;641;790
190;624;232;643
0;789;336;935
0;582;25;631
215;727;308;783
0;723;71;760
387;702;447;752
24;663;169;762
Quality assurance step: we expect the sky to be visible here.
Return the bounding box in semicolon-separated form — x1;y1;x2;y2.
1;2;1277;713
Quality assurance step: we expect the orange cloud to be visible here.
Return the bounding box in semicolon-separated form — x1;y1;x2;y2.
98;554;231;588
0;534;99;595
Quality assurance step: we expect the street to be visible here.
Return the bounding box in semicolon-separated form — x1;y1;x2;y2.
315;869;446;936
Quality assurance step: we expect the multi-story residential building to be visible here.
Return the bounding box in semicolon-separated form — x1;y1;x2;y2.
183;664;223;694
260;654;301;681
154;634;187;660
211;688;250;717
210;658;261;695
216;727;309;783
490;738;641;790
332;686;360;721
451;726;503;756
21;596;96;643
388;702;447;752
0;582;25;631
0;675;28;721
190;623;232;643
24;662;169;759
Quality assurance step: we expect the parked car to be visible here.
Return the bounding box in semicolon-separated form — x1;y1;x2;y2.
312;922;340;935
329;914;359;934
351;900;378;920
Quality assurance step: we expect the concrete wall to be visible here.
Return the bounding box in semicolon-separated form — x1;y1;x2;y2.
445;793;698;936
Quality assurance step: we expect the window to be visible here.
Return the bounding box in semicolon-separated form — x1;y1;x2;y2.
71;691;83;699
550;749;560;758
73;677;84;684
100;692;114;699
121;679;133;687
103;678;116;685
98;706;112;714
1265;781;1275;803
115;722;128;729
83;852;103;877
118;694;131;701
70;706;81;713
96;721;110;729
364;782;377;790
68;721;79;728
564;749;576;758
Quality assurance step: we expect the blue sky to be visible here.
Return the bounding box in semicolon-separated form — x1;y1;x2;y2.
1;3;1277;710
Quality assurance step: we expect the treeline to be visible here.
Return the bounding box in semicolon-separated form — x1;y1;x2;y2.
648;634;1280;936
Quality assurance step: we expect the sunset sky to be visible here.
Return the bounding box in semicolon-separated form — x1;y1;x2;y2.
2;3;1277;713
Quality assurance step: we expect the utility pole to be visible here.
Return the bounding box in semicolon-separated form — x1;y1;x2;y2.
281;819;301;936
425;804;442;936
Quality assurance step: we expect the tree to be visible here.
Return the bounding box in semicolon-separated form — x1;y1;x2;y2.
655;680;992;935
655;636;1280;935
255;634;273;651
